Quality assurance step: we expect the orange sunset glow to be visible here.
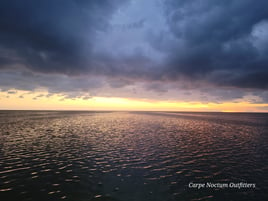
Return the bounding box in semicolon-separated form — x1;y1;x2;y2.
1;90;267;112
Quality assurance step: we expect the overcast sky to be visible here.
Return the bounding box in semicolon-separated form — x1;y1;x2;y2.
0;0;268;106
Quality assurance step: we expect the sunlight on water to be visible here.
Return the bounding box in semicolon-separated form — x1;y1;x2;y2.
0;111;267;201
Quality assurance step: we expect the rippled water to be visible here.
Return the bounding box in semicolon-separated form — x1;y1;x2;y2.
0;111;267;201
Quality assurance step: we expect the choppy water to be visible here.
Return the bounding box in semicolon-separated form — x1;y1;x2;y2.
0;111;267;201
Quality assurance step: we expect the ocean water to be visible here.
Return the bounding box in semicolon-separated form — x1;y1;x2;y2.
0;111;267;201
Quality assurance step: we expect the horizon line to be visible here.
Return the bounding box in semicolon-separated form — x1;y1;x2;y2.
0;109;267;114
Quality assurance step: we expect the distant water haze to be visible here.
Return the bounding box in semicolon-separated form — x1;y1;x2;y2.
0;111;267;201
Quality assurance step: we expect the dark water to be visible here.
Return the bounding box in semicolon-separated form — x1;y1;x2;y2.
0;111;267;201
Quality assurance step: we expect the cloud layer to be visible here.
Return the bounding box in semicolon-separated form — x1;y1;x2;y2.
161;0;268;89
0;0;268;103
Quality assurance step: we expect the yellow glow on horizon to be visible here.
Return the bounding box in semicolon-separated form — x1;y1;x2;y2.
0;90;268;112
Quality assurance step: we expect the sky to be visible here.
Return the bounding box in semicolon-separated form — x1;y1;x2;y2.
0;0;268;111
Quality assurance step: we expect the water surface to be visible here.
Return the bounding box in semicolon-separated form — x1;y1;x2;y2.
0;111;267;201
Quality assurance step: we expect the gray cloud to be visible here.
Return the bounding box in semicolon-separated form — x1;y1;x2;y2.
159;0;268;89
0;0;268;104
0;70;104;94
7;90;17;94
0;0;127;74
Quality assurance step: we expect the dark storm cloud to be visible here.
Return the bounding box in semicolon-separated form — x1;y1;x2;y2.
0;0;268;100
160;0;268;89
0;0;126;74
